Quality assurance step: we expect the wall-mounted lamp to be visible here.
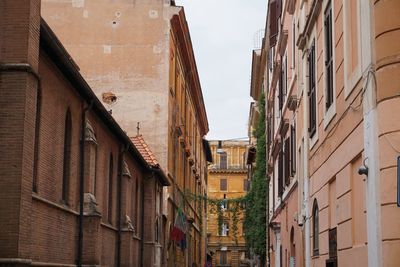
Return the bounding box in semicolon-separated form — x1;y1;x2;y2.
358;158;369;176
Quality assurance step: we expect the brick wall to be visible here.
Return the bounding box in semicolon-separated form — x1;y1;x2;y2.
0;12;164;266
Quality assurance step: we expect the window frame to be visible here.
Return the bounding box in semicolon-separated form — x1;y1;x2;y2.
220;178;227;191
308;40;317;139
62;108;72;204
323;0;337;129
312;199;319;256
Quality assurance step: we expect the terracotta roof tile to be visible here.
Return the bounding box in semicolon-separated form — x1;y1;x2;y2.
130;135;159;167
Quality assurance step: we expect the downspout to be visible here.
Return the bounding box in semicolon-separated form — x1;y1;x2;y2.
302;51;311;267
140;169;146;267
78;100;94;267
117;144;129;267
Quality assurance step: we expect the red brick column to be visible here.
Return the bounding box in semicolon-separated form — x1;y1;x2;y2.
0;0;41;265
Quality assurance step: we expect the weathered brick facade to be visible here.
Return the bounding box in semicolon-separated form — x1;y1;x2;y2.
0;2;169;265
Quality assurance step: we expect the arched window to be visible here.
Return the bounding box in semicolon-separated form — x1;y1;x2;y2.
62;108;72;204
33;88;41;192
108;153;114;224
312;199;319;255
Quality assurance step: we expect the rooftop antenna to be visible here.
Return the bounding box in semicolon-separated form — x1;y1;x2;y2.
253;29;265;50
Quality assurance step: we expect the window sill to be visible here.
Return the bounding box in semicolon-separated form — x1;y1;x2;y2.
309;132;318;150
323;103;336;130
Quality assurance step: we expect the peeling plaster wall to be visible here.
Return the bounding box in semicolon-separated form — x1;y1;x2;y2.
42;0;174;169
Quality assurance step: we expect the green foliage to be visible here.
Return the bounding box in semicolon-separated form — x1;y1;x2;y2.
244;92;268;262
185;191;246;242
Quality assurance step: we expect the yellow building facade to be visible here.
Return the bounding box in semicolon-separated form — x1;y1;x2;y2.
207;140;248;267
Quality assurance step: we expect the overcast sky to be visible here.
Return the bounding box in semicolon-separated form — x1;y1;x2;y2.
175;0;267;140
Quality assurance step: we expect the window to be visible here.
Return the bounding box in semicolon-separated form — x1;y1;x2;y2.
108;153;114;224
220;222;229;237
279;55;287;111
155;217;159;243
290;125;296;176
324;1;334;109
220;152;227;169
308;40;317;137
313;199;319;255
62;108;72;204
220;250;227;265
278;150;284;197
292;21;296;69
33;88;41;192
220;178;227;191
284;138;290;186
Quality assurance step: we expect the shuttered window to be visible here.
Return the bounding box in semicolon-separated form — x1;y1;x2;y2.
220;179;227;191
220;152;227;169
284;138;290;186
325;2;334;109
278;150;284;197
290;125;296;176
269;0;278;47
308;41;317;137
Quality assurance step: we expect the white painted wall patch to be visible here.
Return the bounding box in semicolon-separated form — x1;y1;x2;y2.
72;0;84;8
149;10;159;19
103;45;112;54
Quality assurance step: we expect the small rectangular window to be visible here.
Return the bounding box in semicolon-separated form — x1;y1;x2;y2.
220;178;227;191
220;152;227;169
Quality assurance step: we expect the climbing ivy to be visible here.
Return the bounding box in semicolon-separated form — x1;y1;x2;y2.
244;92;268;264
185;191;246;243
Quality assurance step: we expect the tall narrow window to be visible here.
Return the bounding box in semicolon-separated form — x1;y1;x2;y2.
325;2;334;109
108;153;114;224
278;150;284;197
220;152;227;169
33;88;41;192
313;199;319;255
284;138;290;186
292;21;296;69
308;41;317;137
62;108;72;204
220;251;227;265
290;125;296;176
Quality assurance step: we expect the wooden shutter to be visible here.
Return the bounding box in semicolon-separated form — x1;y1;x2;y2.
269;0;278;47
220;179;227;191
285;138;290;186
278;151;284;197
324;3;334;109
290;125;296;176
308;41;316;136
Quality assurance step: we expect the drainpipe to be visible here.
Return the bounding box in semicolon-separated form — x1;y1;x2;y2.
302;53;311;267
78;100;94;267
140;170;146;267
117;144;129;267
360;1;382;266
